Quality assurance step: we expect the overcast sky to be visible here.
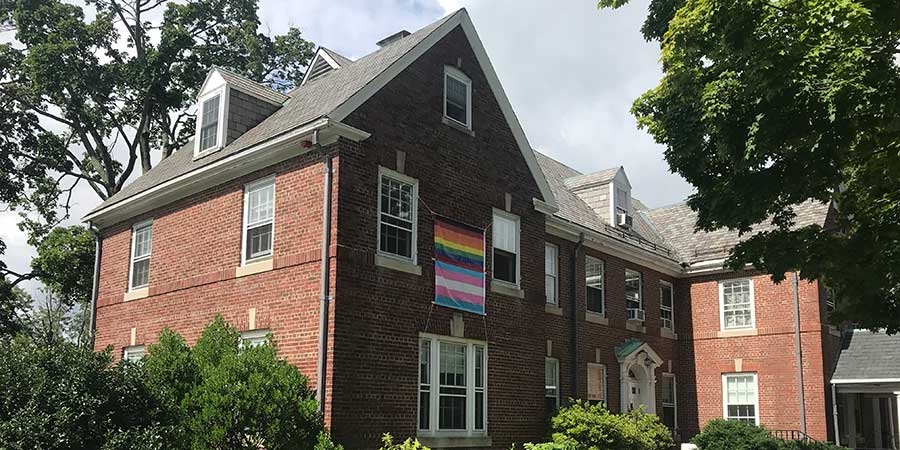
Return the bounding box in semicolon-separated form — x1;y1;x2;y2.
1;0;693;295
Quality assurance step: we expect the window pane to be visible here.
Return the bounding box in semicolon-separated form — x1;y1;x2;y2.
545;244;558;304
133;226;152;258
475;391;484;430
246;223;273;260
725;374;757;423
445;74;468;124
439;395;466;429
626;270;642;310
474;346;484;388
199;95;220;151
419;339;431;430
247;182;275;225
131;258;150;288
586;257;605;314
439;343;466;387
723;280;753;329
492;214;517;254
419;391;430;430
379;175;415;259
493;249;517;284
420;340;431;384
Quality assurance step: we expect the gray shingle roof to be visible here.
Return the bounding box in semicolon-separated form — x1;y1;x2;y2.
321;47;353;67
214;66;289;105
647;200;830;263
832;330;900;381
89;11;458;216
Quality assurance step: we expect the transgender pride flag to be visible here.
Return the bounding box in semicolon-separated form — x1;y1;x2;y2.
434;218;486;315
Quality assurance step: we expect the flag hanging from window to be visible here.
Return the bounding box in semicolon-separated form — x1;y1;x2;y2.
434;218;485;315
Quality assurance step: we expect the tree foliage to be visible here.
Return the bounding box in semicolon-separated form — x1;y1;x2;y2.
600;0;900;331
0;0;314;297
142;315;335;450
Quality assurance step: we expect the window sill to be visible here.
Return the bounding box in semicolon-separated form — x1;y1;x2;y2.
417;435;492;449
545;303;563;316
123;287;149;302
585;311;609;326
442;116;475;136
236;258;273;278
375;253;422;275
490;280;524;299
625;319;646;333
661;328;678;340
192;146;222;161
717;328;758;338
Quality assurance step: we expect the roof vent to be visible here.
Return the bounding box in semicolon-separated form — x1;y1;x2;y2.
376;30;411;48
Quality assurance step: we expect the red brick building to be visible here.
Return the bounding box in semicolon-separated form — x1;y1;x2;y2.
86;9;842;449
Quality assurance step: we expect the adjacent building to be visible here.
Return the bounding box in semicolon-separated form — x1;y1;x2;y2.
87;9;849;450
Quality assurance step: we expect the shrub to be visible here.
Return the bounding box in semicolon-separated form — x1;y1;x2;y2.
378;433;430;450
529;400;674;450
779;440;847;450
692;420;779;450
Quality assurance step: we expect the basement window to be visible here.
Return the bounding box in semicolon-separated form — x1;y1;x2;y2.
240;329;271;349
242;177;275;264
443;66;472;129
123;345;145;362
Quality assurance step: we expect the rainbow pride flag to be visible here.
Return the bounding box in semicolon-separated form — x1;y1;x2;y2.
434;218;486;315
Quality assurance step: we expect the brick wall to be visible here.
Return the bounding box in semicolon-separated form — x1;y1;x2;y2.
679;271;832;440
94;148;340;422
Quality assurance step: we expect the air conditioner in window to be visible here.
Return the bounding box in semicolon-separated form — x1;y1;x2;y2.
627;308;645;322
617;212;633;229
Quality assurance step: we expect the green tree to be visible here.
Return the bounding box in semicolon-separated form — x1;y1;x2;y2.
142;315;337;450
0;336;168;450
0;0;315;294
600;0;900;332
0;282;31;336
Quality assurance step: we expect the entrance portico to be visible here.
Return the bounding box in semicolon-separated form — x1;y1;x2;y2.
831;330;900;450
616;339;663;414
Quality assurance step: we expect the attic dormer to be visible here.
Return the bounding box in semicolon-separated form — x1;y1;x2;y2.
300;47;351;86
564;166;633;229
193;67;288;159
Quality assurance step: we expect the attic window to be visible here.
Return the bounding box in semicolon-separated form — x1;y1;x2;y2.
196;91;225;155
443;66;471;129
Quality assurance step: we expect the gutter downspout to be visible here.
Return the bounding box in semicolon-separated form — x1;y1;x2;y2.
570;233;585;400
316;141;333;415
792;271;808;437
88;223;101;349
831;382;840;446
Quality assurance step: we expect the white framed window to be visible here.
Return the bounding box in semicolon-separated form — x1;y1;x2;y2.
418;334;487;436
242;177;276;264
661;373;677;429
660;281;674;330
240;329;271;349
723;373;758;424
586;256;605;315
129;220;153;291
625;269;643;321
194;87;228;156
614;185;631;216
719;279;755;330
545;357;560;412
443;66;472;129
545;243;558;305
587;363;607;404
123;345;146;362
377;167;418;261
492;209;520;286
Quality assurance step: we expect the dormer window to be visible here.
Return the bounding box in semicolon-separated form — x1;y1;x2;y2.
199;94;221;151
615;185;630;216
443;66;472;129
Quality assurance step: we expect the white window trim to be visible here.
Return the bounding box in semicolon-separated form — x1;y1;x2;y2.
193;85;229;158
443;65;472;130
718;278;756;331
128;219;153;291
240;329;271;349
587;362;608;404
586;256;606;316
545;243;559;305
491;208;520;288
662;372;678;430
376;166;419;263
417;333;488;438
545;357;560;408
123;344;146;362
241;176;276;266
722;372;759;425
660;280;674;330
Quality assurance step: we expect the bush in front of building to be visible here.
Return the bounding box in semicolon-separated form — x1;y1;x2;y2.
525;400;674;450
377;433;431;450
141;315;341;450
693;420;848;450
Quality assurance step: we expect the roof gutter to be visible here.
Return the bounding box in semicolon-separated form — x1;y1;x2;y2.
83;118;370;228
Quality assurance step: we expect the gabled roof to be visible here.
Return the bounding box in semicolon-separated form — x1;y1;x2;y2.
211;66;289;105
647;200;830;264
87;9;556;220
300;47;353;86
832;329;900;383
